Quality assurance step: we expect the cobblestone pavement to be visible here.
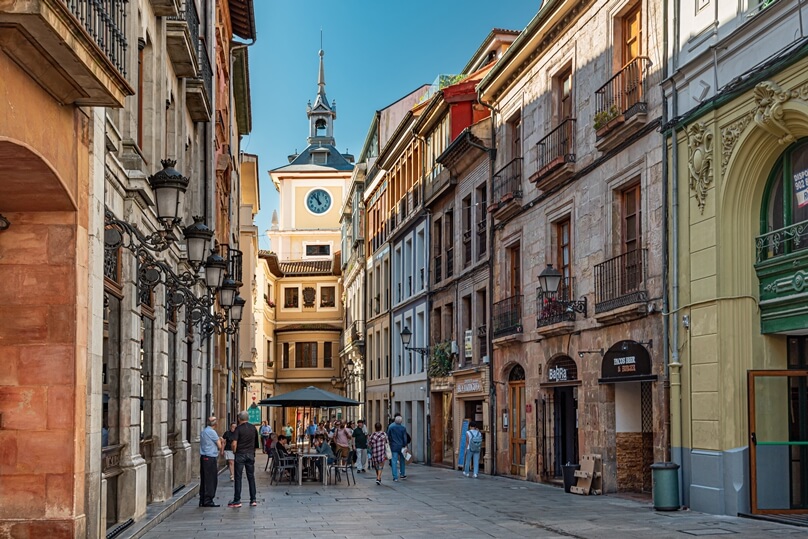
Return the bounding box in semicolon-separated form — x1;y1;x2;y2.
144;463;805;539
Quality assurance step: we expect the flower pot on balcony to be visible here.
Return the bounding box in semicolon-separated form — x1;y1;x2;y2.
595;115;625;138
500;192;514;204
487;202;500;213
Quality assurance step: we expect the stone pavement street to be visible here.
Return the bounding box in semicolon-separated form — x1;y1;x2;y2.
144;463;805;539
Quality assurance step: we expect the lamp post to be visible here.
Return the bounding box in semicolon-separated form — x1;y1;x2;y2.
537;263;587;315
400;326;431;465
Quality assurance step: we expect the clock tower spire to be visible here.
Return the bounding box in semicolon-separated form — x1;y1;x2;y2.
306;47;337;146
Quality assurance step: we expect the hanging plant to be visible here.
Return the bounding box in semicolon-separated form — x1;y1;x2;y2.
428;341;453;378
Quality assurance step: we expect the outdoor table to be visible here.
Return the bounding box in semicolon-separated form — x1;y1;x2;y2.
298;453;328;486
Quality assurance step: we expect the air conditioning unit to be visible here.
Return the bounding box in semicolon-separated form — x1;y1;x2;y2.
450;341;459;355
482;355;490;364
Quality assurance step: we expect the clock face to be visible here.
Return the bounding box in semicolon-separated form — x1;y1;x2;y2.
306;189;331;214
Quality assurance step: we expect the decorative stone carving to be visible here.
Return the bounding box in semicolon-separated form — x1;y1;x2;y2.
302;286;316;307
687;122;714;213
753;81;796;145
720;114;752;178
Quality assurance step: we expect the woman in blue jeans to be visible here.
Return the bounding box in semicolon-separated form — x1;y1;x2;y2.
463;421;482;478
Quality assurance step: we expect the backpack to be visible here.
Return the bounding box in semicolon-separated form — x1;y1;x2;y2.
468;430;482;453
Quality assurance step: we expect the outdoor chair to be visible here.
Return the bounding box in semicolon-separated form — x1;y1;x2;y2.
264;452;273;472
329;449;356;486
269;447;296;486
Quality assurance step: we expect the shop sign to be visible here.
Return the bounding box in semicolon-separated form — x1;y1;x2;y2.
546;355;578;383
457;378;482;394
548;366;568;381
600;340;653;382
248;403;261;423
465;329;473;358
795;168;808;207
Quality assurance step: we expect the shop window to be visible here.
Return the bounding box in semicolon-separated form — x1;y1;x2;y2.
760;138;808;260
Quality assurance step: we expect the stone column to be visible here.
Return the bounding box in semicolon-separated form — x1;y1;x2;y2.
148;287;173;502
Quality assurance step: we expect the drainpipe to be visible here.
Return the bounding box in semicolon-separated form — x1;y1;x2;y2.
478;93;498;476
661;0;671;466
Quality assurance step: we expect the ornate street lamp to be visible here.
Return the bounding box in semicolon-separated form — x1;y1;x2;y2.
183;217;214;269
345;358;355;374
538;264;562;294
230;295;246;323
538;263;586;315
400;326;413;347
204;251;227;290
218;277;239;308
147;159;189;229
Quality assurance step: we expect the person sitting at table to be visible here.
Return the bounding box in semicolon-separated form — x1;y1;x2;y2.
276;435;293;458
313;434;336;481
265;432;277;454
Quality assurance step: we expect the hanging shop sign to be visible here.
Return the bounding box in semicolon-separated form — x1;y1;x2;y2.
465;329;473;358
456;378;482;394
599;340;656;383
794;168;808;208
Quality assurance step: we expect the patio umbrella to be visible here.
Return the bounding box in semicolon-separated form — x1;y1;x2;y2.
257;386;360;407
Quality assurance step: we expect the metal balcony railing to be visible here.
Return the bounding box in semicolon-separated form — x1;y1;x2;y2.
536;118;576;178
198;39;213;103
594;57;652;125
168;0;200;53
434;254;442;283
350;320;365;342
536;277;577;327
493;158;523;203
594;249;648;313
492;295;523;338
63;0;128;76
755;221;808;263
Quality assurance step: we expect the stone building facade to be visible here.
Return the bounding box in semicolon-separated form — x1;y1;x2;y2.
477;0;666;490
664;0;808;516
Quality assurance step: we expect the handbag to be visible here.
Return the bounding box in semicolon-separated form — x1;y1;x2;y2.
384;442;392;460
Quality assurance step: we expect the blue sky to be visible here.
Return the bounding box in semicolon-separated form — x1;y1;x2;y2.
241;2;542;249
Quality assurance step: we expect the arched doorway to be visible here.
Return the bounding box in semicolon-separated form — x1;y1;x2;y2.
508;364;526;476
542;355;579;479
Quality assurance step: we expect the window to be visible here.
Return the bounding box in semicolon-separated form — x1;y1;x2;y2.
295;342;318;368
760;138;808;259
306;244;330;257
315;119;327;137
324;342;332;368
622;4;642;66
556;67;573;122
556;217;572;280
509;242;521;297
284;287;299;308
508;113;522;160
282;343;290;369
477;184;488;258
622;183;642;254
320;286;336;308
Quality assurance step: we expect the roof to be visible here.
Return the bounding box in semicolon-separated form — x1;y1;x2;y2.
437;124;490;167
279;260;333;276
271;143;355;173
258;250;284;277
274;324;342;333
228;0;256;41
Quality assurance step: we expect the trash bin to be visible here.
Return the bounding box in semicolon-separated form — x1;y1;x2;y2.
650;462;680;511
562;463;580;493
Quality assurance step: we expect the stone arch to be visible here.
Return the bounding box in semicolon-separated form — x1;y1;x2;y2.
0;138;75;211
546;354;578;382
719;96;808;297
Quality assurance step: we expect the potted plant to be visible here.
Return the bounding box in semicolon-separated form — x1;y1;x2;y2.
593;104;622;135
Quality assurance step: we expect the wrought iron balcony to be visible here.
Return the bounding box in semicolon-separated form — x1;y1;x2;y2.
493;295;523;338
755;221;808;263
0;0;132;106
492;158;523;203
594;249;648;313
533;118;576;184
166;0;199;77
186;39;212;122
594;57;652;137
755;221;808;334
536;277;578;327
349;320;365;342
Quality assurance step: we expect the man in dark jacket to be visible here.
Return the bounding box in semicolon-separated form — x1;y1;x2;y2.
353;420;368;472
228;411;259;508
386;414;409;481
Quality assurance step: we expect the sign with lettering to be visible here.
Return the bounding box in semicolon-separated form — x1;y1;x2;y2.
248;405;261;424
457;378;482;394
546;355;578;383
464;329;473;358
795;168;808;208
600;340;653;382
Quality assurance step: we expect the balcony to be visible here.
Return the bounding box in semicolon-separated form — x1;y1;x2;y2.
492;295;523;340
434;254;442;284
594;57;652;151
489;158;523;221
755;222;808;333
424;166;455;204
349;320;365;342
536;277;578;337
594;249;648;323
0;0;133;106
166;0;199;78
186;40;212;122
531;118;576;189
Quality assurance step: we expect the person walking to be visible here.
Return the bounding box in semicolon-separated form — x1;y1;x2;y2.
368;422;388;485
199;416;222;507
228;411;260;508
386;414;409;481
306;420;317;448
353;419;368;473
333;420;353;463
283;423;293;441
222;422;237;481
463;421;483;478
259;420;272;453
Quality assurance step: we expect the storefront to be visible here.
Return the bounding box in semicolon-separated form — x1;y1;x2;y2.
453;369;490;473
540;355;580;481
